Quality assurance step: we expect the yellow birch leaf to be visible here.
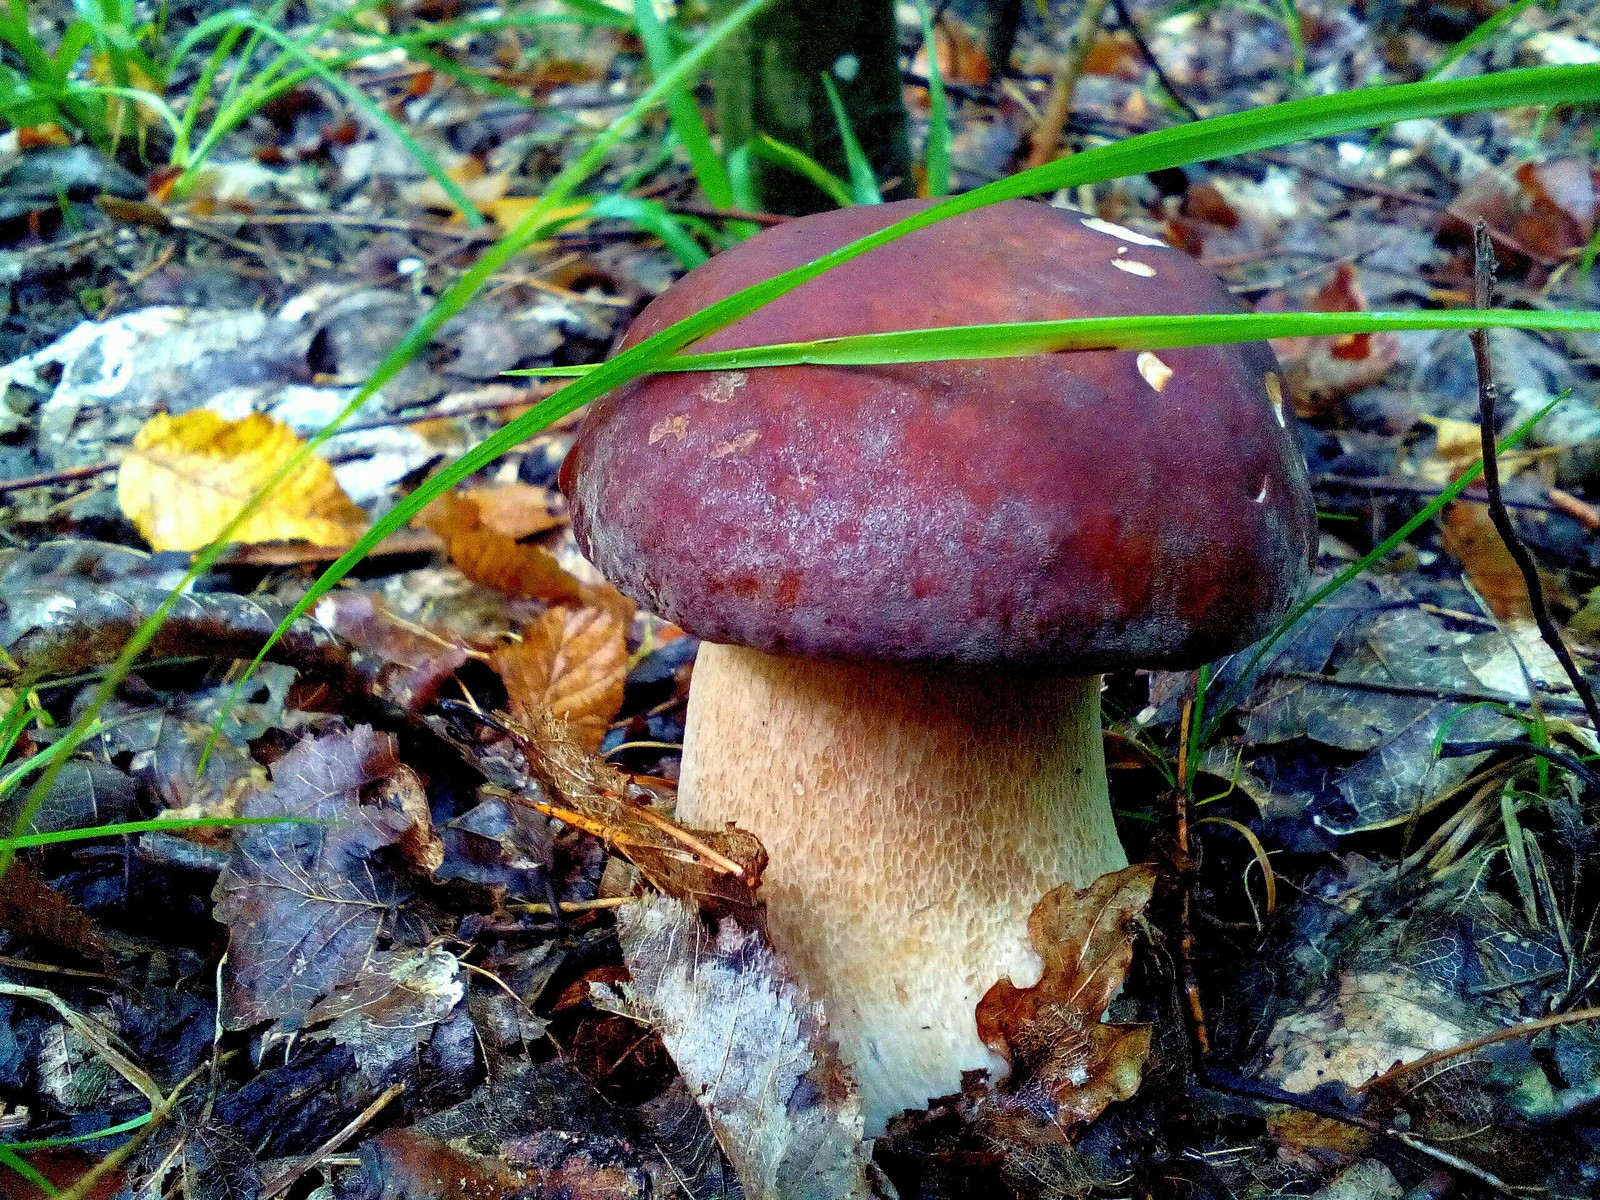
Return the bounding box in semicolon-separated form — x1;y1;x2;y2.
118;411;369;552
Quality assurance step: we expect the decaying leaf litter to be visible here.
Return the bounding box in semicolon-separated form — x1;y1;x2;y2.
1;1;1599;1198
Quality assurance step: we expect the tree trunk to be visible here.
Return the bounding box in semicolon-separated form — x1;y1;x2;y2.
712;0;912;214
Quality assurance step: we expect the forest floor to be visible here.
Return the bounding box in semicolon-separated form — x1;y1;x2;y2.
2;2;1600;1198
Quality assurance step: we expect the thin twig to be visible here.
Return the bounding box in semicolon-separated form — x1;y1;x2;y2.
505;895;635;915
1469;221;1600;731
1108;0;1202;120
1275;669;1590;713
1199;1066;1528;1195
1174;692;1210;1055
1435;740;1600;792
1025;0;1115;169
0;462;119;497
260;1082;405;1198
1355;1006;1600;1094
1315;474;1575;519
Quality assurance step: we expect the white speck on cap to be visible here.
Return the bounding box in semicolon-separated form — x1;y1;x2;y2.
1136;351;1173;392
1112;259;1157;277
1081;217;1166;248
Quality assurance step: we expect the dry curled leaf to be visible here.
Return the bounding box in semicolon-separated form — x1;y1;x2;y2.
118;410;368;551
498;706;764;914
976;864;1156;1130
416;490;587;604
493;605;627;752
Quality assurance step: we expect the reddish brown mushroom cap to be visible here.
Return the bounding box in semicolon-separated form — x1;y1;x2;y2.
561;198;1315;671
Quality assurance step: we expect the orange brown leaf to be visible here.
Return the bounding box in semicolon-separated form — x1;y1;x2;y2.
492;605;627;752
976;864;1156;1129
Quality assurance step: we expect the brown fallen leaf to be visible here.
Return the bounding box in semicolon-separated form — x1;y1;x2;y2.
1450;158;1596;266
976;863;1156;1130
118;410;368;551
416;490;590;605
315;590;475;715
213;725;440;1031
344;1127;650;1200
493;605;627;752
459;482;567;540
0;860;108;964
1269;264;1401;409
492;706;764;915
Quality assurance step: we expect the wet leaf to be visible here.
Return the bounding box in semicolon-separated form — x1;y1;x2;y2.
305;947;465;1077
344;1126;650;1200
117;410;368;551
614;892;878;1200
213;725;440;1031
492;605;627;752
1262;966;1489;1094
976;864;1156;1129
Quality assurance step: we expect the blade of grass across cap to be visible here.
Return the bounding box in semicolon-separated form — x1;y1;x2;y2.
511;309;1600;376
913;0;951;197
199;65;1600;778
7;0;781;873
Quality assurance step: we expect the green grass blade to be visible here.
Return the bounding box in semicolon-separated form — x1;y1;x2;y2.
590;194;710;267
0;1146;55;1196
741;133;856;208
821;72;881;204
5;1114;152;1152
913;0;951;197
179;13;487;223
1;816;309;853
635;0;734;210
511;308;1600;375
1431;0;1543;81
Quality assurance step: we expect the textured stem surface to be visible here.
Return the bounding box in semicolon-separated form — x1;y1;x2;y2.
677;644;1126;1132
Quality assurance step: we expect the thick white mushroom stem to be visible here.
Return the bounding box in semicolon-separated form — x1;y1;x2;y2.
676;642;1128;1135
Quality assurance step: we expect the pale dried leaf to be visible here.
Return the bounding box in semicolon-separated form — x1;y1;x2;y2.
614;893;879;1200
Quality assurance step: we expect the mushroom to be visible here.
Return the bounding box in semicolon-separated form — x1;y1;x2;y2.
560;198;1315;1132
